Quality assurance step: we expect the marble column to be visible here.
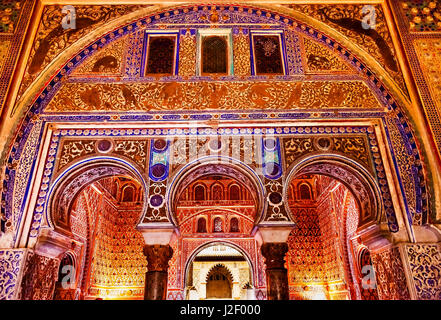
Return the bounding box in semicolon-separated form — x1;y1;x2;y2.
261;242;289;300
254;225;294;300
137;225;176;300
143;244;173;300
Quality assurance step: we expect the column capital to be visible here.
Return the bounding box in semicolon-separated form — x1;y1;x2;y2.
260;242;289;269
143;244;174;272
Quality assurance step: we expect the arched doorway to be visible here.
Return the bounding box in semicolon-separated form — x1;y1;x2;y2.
164;159;266;300
184;243;254;300
285;158;381;300
46;158;148;300
206;265;233;299
71;175;147;300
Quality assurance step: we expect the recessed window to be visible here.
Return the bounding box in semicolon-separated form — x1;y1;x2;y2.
122;185;135;202
144;33;177;76
251;33;285;75
229;217;239;233
202;36;228;74
197;217;207;233
194;185;206;201
198;29;233;76
299;183;312;200
213;217;223;232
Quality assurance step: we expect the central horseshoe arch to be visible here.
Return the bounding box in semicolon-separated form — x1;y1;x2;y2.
167;156;267;228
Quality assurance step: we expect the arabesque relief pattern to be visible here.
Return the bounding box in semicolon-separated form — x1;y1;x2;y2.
405;244;441;300
302;37;351;73
45;80;381;112
285;3;408;95
16;4;152;103
371;247;411;300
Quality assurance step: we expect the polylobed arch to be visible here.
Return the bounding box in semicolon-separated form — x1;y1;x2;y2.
183;241;256;290
285;154;384;231
167;156;265;228
45;157;147;234
205;263;235;283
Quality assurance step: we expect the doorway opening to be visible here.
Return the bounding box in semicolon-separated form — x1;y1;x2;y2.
286;173;379;300
53;174;147;300
185;243;253;300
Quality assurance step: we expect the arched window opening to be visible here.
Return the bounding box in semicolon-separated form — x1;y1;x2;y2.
202;36;228;75
194;185;206;201
111;179;118;198
197;217;207;233
229;217;239;233
213;217;223;233
299;183;312;200
212;184;223;201
229;185;241;201
252;34;284;75
122;185;135;202
53;252;76;300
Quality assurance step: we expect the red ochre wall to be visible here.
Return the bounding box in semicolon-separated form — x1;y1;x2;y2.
287;176;360;300
67;178;147;300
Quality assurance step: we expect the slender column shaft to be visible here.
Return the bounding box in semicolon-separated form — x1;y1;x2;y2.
261;242;289;300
